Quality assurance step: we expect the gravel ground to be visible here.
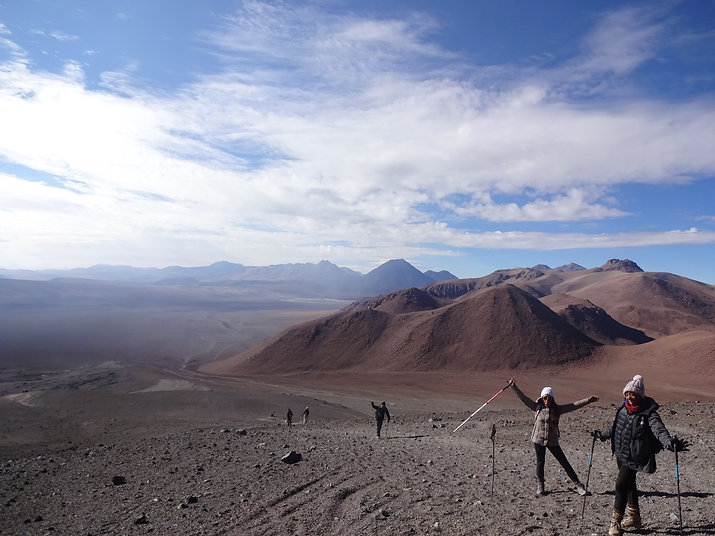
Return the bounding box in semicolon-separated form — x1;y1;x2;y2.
2;402;713;536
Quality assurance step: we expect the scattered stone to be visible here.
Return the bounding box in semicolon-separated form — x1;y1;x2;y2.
375;508;389;520
112;475;126;485
280;451;302;464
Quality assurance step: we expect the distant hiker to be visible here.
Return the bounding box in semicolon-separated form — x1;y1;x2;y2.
286;408;293;427
508;378;599;496
371;401;391;438
592;374;688;536
302;407;310;425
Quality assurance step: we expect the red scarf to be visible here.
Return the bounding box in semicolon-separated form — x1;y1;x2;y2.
625;398;641;414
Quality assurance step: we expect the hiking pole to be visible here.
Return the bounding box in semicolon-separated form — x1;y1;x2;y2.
674;442;683;535
581;434;597;523
453;382;511;433
490;423;496;497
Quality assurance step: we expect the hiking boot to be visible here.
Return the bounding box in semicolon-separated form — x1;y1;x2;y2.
609;508;624;536
536;481;545;496
621;504;642;529
574;482;588;496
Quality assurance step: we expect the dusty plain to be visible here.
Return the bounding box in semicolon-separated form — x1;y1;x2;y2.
1;355;714;536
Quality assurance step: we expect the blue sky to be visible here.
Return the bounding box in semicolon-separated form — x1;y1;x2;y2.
1;1;714;282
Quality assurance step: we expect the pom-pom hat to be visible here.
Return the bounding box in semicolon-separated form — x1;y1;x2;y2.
623;374;645;396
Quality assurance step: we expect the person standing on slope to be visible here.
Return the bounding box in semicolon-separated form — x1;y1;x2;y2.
286;408;293;427
301;407;310;425
371;401;391;438
508;378;599;496
591;374;688;536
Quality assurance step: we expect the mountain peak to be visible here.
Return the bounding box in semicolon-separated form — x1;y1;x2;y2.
556;263;586;272
600;259;643;273
362;259;434;295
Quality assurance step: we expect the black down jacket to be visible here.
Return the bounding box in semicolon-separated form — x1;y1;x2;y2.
604;397;672;473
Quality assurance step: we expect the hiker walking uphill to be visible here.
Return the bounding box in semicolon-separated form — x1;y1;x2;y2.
508;378;599;496
371;401;390;438
592;374;688;536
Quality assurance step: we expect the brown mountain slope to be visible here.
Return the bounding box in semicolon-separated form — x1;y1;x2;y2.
344;287;450;314
425;261;714;338
541;293;653;345
398;284;599;371
423;259;642;301
564;329;715;399
216;285;600;376
424;267;546;299
550;272;715;336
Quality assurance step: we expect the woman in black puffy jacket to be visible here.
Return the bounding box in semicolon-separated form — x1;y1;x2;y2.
593;374;687;536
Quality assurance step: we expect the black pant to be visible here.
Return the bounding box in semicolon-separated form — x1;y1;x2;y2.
614;462;639;512
534;443;580;483
376;418;384;437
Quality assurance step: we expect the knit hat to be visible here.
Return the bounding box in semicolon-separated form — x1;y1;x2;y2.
540;386;555;399
623;374;645;396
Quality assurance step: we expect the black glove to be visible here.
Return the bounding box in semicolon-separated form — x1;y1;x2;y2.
590;430;607;441
667;436;689;452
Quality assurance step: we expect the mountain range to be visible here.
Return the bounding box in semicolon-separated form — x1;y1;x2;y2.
3;257;713;396
206;259;715;384
0;259;457;300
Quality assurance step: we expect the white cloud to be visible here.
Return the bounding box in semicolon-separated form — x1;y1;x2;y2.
0;2;713;271
446;188;628;222
49;31;80;42
0;23;26;60
581;6;663;76
416;227;715;251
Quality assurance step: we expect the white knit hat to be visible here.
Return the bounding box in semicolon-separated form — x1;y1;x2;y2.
623;374;645;396
540;386;555;399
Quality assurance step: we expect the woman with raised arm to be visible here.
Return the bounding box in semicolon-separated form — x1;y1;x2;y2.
508;378;599;496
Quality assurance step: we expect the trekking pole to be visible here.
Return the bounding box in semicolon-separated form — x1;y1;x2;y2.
674;442;683;535
581;434;597;523
490;423;496;497
453;382;511;433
